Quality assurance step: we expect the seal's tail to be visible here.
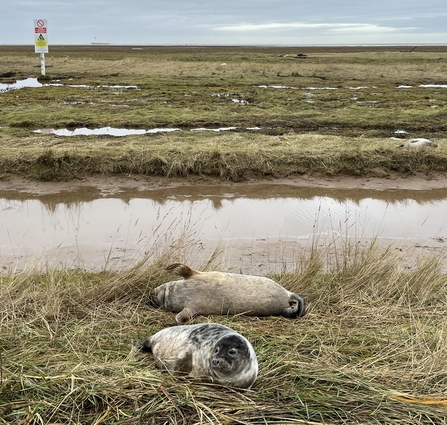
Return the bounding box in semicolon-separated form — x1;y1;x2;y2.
166;263;198;279
281;293;306;319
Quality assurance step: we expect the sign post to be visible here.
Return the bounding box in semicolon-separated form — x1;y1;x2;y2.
34;19;48;76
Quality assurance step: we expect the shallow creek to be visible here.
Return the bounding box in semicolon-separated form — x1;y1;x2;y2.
1;183;447;274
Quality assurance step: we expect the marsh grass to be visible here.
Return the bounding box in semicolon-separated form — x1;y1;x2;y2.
1;45;447;181
1;239;447;424
0;132;446;181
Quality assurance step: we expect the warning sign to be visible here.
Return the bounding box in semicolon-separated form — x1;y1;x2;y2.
36;34;47;44
34;19;48;53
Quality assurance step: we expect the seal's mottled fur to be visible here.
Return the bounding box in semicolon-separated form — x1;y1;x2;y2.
154;263;306;324
136;323;258;388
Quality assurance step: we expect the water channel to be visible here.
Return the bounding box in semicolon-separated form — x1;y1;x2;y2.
1;183;447;274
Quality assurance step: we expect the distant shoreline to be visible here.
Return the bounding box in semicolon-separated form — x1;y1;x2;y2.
0;42;447;47
1;44;447;54
1;43;447;47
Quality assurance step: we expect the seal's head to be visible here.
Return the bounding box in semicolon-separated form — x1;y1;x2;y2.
281;292;306;318
209;334;258;388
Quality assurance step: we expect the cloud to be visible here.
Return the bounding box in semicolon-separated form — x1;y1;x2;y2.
2;0;446;45
214;22;406;34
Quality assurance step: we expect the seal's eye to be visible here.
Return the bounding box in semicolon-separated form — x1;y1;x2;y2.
228;348;237;357
214;347;220;354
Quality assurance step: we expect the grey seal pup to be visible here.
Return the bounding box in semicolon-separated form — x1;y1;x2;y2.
397;138;437;148
153;263;306;324
136;323;258;389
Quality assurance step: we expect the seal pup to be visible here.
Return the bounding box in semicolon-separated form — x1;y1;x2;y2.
136;323;258;389
397;138;437;149
153;263;305;324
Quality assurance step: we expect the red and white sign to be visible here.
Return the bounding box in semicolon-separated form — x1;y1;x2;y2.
34;19;48;53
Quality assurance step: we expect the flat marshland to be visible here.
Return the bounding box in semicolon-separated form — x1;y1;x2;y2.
0;45;447;180
1;45;447;424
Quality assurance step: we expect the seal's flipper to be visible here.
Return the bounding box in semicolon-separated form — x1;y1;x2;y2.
175;307;197;324
135;337;153;353
166;263;198;279
281;293;306;318
173;351;193;374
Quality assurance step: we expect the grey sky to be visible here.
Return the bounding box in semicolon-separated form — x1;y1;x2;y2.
3;0;447;45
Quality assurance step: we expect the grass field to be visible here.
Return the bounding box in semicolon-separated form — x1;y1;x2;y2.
1;46;447;424
0;45;446;181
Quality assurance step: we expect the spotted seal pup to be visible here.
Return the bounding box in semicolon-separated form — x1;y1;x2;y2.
153;263;306;324
136;323;258;388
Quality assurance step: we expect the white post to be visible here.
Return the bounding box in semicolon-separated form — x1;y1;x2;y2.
40;53;46;76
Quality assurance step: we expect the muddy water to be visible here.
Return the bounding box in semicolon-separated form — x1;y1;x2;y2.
1;184;447;273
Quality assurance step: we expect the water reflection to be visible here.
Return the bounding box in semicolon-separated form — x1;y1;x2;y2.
1;184;447;272
2;184;447;210
33;126;253;136
0;78;140;92
0;77;43;92
34;127;178;136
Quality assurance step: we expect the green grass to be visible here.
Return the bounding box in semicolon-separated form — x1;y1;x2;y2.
1;240;447;424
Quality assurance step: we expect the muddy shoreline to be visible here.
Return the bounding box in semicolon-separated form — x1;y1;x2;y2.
1;171;447;195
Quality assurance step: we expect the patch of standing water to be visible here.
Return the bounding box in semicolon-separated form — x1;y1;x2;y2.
419;84;447;89
257;85;338;90
0;78;43;92
0;78;139;93
398;84;447;89
34;127;180;136
34;126;260;136
1;184;447;274
190;127;237;132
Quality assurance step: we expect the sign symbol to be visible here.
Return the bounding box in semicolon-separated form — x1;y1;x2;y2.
34;18;48;55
